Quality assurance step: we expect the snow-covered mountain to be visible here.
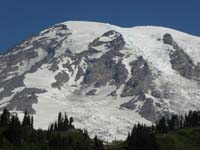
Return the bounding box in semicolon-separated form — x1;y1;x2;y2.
1;21;200;141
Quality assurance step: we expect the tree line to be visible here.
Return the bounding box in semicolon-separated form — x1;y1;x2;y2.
156;110;200;134
0;109;104;150
124;110;200;150
1;108;200;150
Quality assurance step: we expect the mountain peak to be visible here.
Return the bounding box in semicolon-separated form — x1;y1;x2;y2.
0;21;200;141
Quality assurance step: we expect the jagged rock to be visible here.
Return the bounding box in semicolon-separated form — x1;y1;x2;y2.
5;88;46;113
51;71;69;89
139;98;157;122
83;31;127;87
163;33;179;49
86;89;97;96
89;30;125;51
75;67;84;81
121;92;162;122
83;57;128;87
121;56;153;97
163;33;200;80
151;90;162;98
110;90;117;97
49;59;60;72
120;99;137;110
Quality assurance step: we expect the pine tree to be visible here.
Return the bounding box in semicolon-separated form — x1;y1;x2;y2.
4;114;22;146
156;117;168;133
127;124;159;150
94;135;104;150
69;117;74;126
168;114;179;130
22;110;32;128
0;109;10;127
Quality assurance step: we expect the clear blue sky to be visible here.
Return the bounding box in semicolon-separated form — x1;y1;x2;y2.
0;0;199;53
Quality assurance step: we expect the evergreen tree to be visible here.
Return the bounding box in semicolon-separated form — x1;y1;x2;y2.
127;124;159;150
0;109;10;127
69;117;74;127
3;114;22;146
22;110;32;128
94;135;104;150
156;117;168;133
168;114;179;130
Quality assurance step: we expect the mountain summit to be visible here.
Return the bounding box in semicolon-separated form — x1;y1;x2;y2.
0;21;200;140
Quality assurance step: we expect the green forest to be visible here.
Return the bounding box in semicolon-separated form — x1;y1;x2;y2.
0;109;200;150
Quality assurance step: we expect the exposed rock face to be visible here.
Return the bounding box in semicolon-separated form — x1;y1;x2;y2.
89;30;125;50
163;33;179;49
86;89;97;96
121;92;158;122
83;30;128;87
0;23;71;113
163;33;200;81
121;91;169;122
51;71;69;89
121;56;153;97
83;58;128;87
0;75;25;103
6;88;46;113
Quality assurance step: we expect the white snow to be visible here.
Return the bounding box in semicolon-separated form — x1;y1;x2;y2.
59;21;120;53
24;62;152;141
32;84;152;141
24;64;56;89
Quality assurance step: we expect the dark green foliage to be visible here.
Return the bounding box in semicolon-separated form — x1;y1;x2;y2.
119;110;200;150
48;130;95;150
167;115;178;130
156;111;200;134
0;109;10;127
0;109;104;150
156;117;168;133
22;110;33;128
48;112;74;132
1;108;200;150
94;135;104;150
4;115;22;146
126;124;159;150
157;127;200;150
184;111;200;127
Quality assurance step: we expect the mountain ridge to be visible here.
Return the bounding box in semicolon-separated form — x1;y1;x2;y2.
0;21;200;141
